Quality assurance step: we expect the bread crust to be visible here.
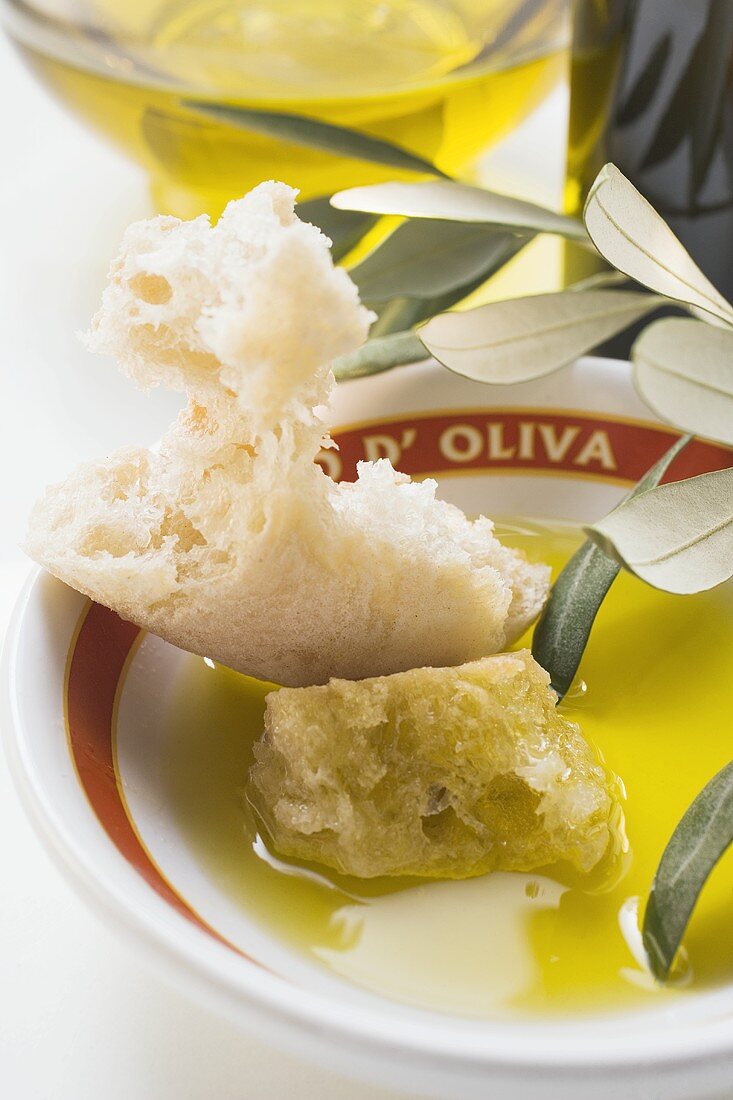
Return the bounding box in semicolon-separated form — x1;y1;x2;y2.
25;182;550;686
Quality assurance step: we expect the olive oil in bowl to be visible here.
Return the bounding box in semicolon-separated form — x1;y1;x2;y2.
5;0;569;217
160;519;733;1017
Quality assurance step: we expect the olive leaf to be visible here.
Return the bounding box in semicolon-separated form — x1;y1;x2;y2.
297;196;377;262
643;760;733;981
350;221;528;302
417;288;663;384
632;318;733;446
184;101;449;178
584;466;733;594
333;330;426;381
368;299;430;338
532;434;691;699
583;164;733;327
352;226;528;354
332;179;587;240
334;234;527;375
335;233;528;375
368;232;528;337
567;269;631;293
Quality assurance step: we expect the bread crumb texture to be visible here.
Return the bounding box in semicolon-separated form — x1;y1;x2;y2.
25;182;550;686
250;651;619;878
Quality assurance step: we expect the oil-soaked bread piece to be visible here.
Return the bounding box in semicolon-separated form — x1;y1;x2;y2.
250;651;620;878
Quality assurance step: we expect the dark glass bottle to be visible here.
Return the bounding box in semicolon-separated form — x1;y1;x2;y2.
568;0;733;301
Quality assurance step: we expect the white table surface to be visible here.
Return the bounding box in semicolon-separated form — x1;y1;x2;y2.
0;31;565;1098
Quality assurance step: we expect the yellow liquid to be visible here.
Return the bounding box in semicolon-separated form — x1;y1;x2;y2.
162;518;733;1017
562;1;625;285
11;0;567;218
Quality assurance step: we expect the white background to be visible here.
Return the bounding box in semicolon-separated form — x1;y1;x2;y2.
0;30;565;1099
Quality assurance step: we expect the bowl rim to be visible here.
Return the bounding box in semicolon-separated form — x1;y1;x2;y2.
5;355;733;1092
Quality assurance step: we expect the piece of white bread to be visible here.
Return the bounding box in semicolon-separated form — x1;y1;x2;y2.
250;650;620;878
25;182;550;687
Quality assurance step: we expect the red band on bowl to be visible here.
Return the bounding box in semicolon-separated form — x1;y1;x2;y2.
65;602;257;962
63;412;732;952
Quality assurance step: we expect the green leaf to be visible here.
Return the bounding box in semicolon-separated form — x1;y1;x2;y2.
183;100;449;178
332;330;426;381
584;466;733;594
632;317;733;447
367;234;529;337
332;179;587;239
297;196;377;262
643;760;733;981
369;294;458;338
567;269;631;292
349;221;528;302
368;298;431;338
531;434;690;698
583;163;733;327
417;289;663;384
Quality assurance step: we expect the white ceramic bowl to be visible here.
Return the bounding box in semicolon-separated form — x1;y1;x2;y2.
4;357;733;1100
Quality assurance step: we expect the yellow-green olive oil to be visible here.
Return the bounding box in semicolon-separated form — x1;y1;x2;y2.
162;519;733;1016
12;0;567;219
